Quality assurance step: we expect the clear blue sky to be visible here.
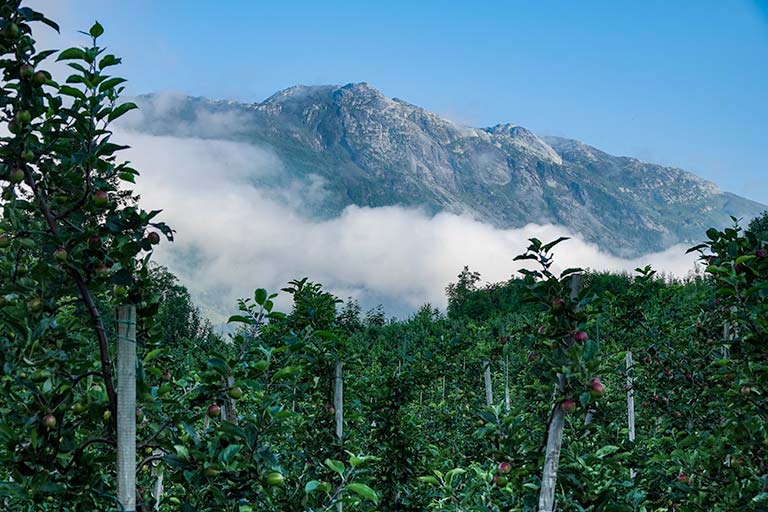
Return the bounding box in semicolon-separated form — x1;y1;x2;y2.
36;0;768;205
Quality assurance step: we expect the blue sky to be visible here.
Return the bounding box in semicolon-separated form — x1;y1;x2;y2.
36;0;768;204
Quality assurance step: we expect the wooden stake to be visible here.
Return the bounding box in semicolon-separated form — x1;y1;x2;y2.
504;355;510;412
626;351;636;478
484;360;493;406
333;360;344;512
117;305;137;511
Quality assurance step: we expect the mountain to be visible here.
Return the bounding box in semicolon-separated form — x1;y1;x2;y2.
128;83;765;257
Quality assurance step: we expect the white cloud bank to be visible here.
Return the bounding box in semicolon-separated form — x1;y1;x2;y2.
118;131;699;319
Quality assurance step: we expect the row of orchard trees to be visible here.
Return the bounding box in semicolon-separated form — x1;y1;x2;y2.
2;2;768;510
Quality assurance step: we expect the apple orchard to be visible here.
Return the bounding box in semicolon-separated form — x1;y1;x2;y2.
1;3;767;511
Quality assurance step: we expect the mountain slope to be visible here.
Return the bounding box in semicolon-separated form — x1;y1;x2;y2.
127;83;765;257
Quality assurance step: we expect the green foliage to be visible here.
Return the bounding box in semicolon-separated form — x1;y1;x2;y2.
3;3;768;511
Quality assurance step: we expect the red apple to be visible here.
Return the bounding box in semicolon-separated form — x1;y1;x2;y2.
146;232;161;245
53;248;67;262
589;377;605;397
677;473;688;483
551;298;565;311
497;461;512;474
756;249;766;259
93;190;109;207
560;399;576;413
43;414;57;429
33;71;47;86
207;404;221;418
740;386;750;395
162;370;171;381
574;331;588;343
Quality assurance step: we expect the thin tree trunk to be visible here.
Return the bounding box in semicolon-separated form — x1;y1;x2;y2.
538;274;583;511
484;360;493;406
539;375;566;512
117;305;137;512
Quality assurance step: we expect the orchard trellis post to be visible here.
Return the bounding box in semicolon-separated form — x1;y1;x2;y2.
504;355;511;412
117;305;137;511
483;360;493;407
333;360;344;512
538;274;583;512
626;351;636;478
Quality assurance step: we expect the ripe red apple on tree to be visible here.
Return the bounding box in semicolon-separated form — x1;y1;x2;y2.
326;405;335;415
573;331;588;343
162;370;171;381
146;231;161;245
497;461;512;474
560;399;576;413
589;377;605;397
42;414;57;429
207;404;221;418
551;297;565;312
93;190;109;208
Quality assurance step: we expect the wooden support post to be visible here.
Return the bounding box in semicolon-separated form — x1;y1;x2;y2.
484;360;493;407
626;351;636;478
504;355;510;412
333;360;344;512
224;375;238;424
117;305;137;512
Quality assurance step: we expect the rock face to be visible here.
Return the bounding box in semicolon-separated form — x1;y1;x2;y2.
129;83;765;257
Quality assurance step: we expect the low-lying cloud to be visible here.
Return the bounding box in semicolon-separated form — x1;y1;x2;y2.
118;130;699;320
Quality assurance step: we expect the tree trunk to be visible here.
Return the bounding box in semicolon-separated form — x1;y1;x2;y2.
538;274;583;511
117;305;137;512
539;374;566;512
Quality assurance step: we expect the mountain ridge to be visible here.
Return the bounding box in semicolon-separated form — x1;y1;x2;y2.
126;82;764;257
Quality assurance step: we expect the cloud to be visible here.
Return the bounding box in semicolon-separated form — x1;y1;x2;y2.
117;130;699;320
